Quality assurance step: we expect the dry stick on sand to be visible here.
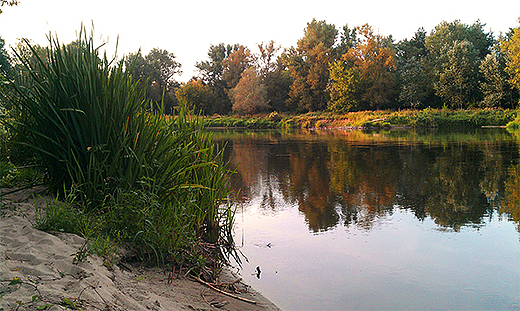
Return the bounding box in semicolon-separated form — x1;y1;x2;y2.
192;276;258;305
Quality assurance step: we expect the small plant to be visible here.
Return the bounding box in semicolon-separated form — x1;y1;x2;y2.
72;241;92;264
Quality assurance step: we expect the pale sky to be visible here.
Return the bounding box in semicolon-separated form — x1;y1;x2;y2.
0;0;519;81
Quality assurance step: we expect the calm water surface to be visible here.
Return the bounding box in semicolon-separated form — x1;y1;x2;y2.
213;129;520;311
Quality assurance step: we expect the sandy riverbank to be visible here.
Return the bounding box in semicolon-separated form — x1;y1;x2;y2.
0;188;280;311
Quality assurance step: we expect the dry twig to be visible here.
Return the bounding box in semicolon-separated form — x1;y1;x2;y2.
192;276;257;305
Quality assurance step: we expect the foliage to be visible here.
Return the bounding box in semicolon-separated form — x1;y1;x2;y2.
396;28;431;108
328;59;360;112
0;162;43;188
435;40;481;108
189;18;519;115
231;67;268;115
329;24;397;111
196;43;240;114
256;41;292;112
175;79;216;114
0;37;10;74
425;20;494;61
501;20;520;93
480;52;517;108
425;20;493;108
2;27;237;268
283;19;338;112
222;45;253;89
256;40;281;76
124;48;181;113
506;113;520;130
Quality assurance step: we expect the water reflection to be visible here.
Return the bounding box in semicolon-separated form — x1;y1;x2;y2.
215;129;520;234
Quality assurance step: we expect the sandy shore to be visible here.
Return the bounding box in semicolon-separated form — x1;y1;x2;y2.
0;188;280;311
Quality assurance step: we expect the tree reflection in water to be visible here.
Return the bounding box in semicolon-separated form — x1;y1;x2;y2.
216;129;520;234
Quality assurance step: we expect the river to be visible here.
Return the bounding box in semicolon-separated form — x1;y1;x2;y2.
213;128;520;311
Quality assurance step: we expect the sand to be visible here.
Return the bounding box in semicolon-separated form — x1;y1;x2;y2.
0;187;280;311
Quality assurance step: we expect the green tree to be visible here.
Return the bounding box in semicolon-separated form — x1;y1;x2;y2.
334;24;358;58
435;40;481;108
125;48;181;113
283;19;338;112
256;41;292;112
479;52;517;108
396;28;431;108
175;79;216;114
426;20;494;61
196;43;240;114
425;20;494;107
0;37;10;74
146;48;182;89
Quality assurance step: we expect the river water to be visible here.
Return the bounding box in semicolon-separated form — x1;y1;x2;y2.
213;128;520;311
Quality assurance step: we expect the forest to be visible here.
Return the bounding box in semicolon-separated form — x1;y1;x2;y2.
1;18;520;117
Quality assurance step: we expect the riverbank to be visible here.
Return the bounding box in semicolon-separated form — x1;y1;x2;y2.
203;108;518;130
0;188;280;311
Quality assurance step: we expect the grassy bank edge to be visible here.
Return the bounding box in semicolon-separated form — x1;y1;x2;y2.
203;108;519;130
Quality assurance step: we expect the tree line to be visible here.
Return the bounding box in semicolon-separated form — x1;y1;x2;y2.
1;18;520;115
181;19;520;115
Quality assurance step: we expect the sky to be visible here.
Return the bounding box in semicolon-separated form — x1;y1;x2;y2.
0;0;519;81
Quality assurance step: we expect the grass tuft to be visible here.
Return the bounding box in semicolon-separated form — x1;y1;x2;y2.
2;26;238;274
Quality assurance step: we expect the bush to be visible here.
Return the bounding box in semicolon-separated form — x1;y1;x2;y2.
507;115;520;130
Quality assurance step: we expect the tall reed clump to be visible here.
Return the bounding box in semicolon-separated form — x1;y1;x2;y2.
1;27;237;271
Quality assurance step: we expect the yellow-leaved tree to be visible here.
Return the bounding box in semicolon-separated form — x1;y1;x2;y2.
502;19;520;93
502;18;520;128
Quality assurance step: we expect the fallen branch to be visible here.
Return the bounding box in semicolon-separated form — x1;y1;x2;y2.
192;276;257;305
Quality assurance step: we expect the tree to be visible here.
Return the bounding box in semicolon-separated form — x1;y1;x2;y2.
330;24;397;111
0;0;17;14
196;43;240;114
256;41;281;76
175;79;216;114
479;52;516;108
222;45;253;89
283;19;338;112
125;48;181;113
501;20;520;96
327;58;360;112
426;20;494;60
435;40;481;108
146;48;182;90
396;28;431;108
425;20;494;107
231;67;268;115
256;41;292;112
0;37;10;75
334;24;358;59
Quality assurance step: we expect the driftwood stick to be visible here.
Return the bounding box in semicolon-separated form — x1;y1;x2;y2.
192;276;257;305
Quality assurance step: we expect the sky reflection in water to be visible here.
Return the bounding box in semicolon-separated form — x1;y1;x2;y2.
214;129;520;310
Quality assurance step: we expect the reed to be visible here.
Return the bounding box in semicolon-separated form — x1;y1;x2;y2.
2;26;237;269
